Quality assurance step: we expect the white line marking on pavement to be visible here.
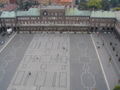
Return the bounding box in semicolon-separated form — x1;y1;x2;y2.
101;35;120;74
0;32;17;53
91;34;110;90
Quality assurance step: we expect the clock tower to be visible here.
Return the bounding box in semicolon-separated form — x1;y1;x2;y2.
40;6;65;17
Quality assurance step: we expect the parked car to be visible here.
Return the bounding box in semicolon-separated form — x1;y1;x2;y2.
0;40;5;45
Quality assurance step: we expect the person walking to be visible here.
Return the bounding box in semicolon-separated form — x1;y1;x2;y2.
109;56;112;63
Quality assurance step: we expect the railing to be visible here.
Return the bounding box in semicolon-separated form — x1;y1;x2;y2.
17;23;90;27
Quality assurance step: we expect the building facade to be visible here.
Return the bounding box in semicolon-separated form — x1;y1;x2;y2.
34;0;72;5
0;6;118;33
0;11;16;32
9;0;16;4
115;11;120;38
90;11;116;32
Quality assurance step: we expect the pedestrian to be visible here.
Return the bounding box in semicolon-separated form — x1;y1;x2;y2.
118;58;120;62
110;42;112;46
113;47;115;51
116;54;118;57
63;47;65;50
28;72;31;76
109;57;112;63
102;42;104;46
97;46;100;49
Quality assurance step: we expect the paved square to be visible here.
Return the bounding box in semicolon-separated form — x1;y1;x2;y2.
8;34;70;90
0;33;108;90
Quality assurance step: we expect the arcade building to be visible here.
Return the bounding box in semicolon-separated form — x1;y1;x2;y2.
0;5;119;35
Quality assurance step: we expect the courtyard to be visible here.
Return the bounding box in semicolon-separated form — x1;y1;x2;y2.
0;32;119;90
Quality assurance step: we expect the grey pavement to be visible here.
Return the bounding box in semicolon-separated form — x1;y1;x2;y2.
92;33;120;89
101;33;120;72
0;33;117;90
0;32;15;50
0;34;34;90
70;34;107;90
7;33;70;90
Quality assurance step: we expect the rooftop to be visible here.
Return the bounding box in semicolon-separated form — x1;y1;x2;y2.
91;11;116;18
0;11;16;18
0;4;18;11
115;11;120;22
16;8;40;17
0;6;119;19
65;8;91;16
41;5;65;10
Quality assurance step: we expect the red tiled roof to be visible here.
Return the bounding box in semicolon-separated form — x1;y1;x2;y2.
0;4;18;11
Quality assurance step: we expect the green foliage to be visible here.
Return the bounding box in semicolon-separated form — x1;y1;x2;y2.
87;0;102;9
18;0;39;10
113;85;120;90
111;0;120;7
0;3;4;8
75;0;79;5
101;0;110;10
78;1;88;10
77;0;120;10
113;7;120;11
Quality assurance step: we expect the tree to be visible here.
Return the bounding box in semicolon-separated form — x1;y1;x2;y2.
0;3;4;8
113;85;120;90
75;0;79;5
78;1;88;10
78;0;88;10
18;0;39;10
113;7;120;11
16;0;23;5
80;0;85;2
101;0;110;10
110;0;119;7
87;0;102;9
